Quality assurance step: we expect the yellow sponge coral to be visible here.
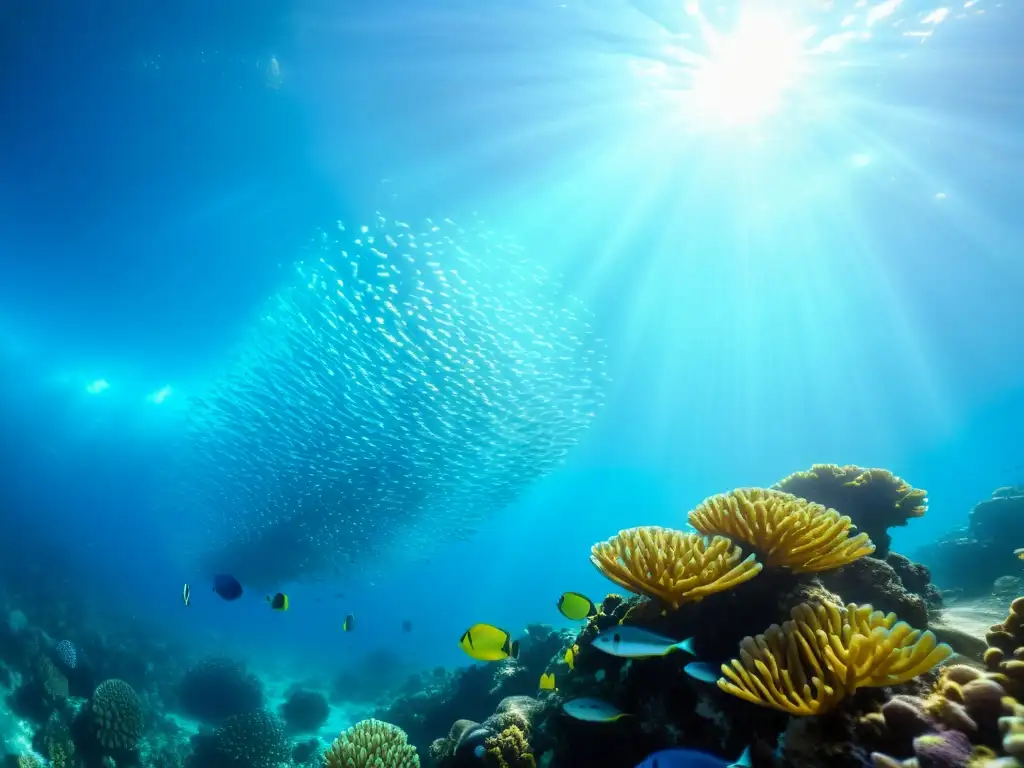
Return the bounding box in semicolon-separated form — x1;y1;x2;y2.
718;602;952;715
324;719;420;768
590;527;762;609
688;487;875;573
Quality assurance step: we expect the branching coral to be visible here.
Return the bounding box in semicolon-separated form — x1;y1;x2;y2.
324;718;420;768
483;725;536;768
589;527;762;609
718;602;952;715
774;464;927;557
688;487;876;573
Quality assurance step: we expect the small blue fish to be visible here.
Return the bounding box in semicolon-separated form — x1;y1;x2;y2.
213;574;243;601
562;697;629;722
635;746;751;768
592;625;696;659
684;662;721;684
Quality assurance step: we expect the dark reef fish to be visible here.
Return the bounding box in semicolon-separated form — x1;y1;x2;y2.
213;574;243;601
163;215;608;586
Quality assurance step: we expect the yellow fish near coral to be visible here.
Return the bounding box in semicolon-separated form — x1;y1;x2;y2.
1015;548;1024;560
539;672;556;690
266;593;289;611
458;623;520;662
564;644;579;670
557;591;597;621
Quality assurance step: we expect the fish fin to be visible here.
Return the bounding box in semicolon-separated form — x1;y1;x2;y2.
511;640;520;659
727;746;753;768
684;662;720;684
678;637;697;655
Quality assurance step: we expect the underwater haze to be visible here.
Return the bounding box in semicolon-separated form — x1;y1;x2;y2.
2;0;1024;765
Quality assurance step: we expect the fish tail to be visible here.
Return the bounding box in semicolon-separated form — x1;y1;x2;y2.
728;746;753;768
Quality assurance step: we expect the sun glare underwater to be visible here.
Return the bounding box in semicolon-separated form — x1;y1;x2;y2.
1;0;1024;767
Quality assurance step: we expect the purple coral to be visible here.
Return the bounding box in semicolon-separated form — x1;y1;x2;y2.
55;639;77;670
912;731;972;768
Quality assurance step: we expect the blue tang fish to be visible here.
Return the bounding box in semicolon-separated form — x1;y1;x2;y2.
636;746;751;768
213;574;243;601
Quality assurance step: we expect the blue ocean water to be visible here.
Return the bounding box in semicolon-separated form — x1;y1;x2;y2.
1;0;1023;747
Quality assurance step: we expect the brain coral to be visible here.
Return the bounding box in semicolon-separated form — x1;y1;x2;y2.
87;678;143;751
213;710;290;768
324;718;420;768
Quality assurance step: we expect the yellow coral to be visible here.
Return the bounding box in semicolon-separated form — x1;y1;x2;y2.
718;602;952;715
688;487;875;573
483;725;535;768
589;527;762;609
324;718;420;768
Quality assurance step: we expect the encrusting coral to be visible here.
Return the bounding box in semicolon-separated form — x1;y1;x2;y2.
774;464;927;557
688;487;876;573
482;724;536;768
718;602;952;716
324;718;420;768
589;527;762;609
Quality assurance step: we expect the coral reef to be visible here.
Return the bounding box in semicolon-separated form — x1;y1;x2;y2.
0;463;979;768
177;657;264;725
188;710;290;768
324;718;420;768
773;464;927;558
919;487;1024;597
279;687;330;733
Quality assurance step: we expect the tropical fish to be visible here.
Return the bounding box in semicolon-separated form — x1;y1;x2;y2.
539;672;556;690
343;614;355;631
683;662;720;684
459;623;520;662
635;746;752;768
562;697;629;722
267;593;289;611
592;626;696;659
1015;547;1024;560
557;591;597;621
182;583;191;607
564;644;579;670
213;574;243;601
